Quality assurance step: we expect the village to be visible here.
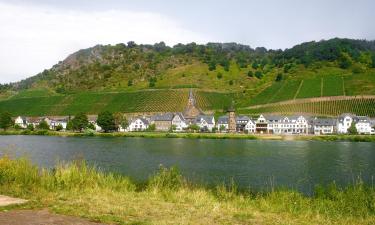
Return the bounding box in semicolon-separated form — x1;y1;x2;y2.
11;90;375;135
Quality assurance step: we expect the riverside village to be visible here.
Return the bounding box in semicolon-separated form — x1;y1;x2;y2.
11;90;375;135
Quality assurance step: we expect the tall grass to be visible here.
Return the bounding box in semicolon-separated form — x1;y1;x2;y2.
0;157;374;224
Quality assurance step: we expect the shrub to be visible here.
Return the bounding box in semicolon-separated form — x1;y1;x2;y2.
255;71;263;79
148;166;184;191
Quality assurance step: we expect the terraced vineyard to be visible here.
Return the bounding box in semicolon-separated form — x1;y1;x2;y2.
0;90;233;116
239;96;375;117
250;75;349;105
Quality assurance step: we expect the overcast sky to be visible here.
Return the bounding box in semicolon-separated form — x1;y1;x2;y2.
0;0;374;83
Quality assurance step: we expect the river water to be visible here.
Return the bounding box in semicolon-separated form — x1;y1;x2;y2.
1;135;374;194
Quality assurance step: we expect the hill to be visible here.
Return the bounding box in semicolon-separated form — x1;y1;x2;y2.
1;38;375;116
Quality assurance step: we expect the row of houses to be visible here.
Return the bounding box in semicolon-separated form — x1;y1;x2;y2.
13;113;375;135
127;113;375;135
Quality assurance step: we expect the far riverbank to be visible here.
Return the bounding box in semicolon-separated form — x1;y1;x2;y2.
1;130;375;142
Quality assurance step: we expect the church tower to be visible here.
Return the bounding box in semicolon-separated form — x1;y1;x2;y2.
228;101;236;133
183;89;203;124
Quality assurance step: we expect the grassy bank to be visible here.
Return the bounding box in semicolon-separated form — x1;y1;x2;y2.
0;157;374;224
2;130;375;142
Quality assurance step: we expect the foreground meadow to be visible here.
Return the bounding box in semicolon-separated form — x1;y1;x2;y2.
0;157;374;225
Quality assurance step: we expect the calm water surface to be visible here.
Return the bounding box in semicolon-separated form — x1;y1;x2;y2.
0;135;374;194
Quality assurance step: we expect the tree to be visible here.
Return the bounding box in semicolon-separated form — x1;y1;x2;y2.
219;125;226;132
255;71;263;79
247;71;253;77
208;61;216;71
169;125;177;132
251;62;258;70
0;112;13;131
275;73;283;82
66;120;73;131
55;124;63;131
146;124;156;132
87;123;96;130
14;124;22;130
371;54;375;68
229;80;234;85
97;111;116;132
27;124;34;131
188;124;200;133
347;122;358;135
338;54;352;69
127;80;133;86
38;120;50;130
217;72;223;79
72;112;89;132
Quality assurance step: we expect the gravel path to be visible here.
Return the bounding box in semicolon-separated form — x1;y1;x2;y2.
0;209;106;225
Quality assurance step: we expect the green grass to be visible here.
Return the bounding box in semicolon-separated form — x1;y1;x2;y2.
269;80;301;103
323;76;344;96
0;157;374;225
249;82;283;105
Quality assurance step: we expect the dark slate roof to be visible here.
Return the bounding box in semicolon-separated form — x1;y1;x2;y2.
217;115;252;124
313;118;336;126
173;112;186;122
354;116;371;123
196;115;215;125
152;113;174;121
217;116;228;124
237;115;250;121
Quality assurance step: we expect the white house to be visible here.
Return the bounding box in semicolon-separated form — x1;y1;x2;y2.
244;119;256;133
50;117;68;130
172;113;188;132
337;113;355;134
370;119;375;135
128;118;149;131
255;114;268;134
195;115;215;132
217;116;229;132
312;118;336;135
267;115;309;134
354;116;372;134
14;116;28;128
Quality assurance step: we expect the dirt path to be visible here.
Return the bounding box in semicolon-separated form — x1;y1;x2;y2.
0;195;27;207
0;209;106;225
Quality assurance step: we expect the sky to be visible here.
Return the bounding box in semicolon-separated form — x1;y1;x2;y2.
0;0;374;83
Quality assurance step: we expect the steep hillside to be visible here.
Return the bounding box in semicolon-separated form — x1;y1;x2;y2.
1;38;375;116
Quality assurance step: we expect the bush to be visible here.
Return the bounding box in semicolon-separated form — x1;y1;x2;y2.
247;71;253;77
255;71;263;79
55;124;64;131
217;72;223;79
148;166;184;191
38;120;50;130
275;73;283;82
229;80;234;85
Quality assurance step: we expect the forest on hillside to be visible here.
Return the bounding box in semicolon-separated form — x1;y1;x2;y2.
2;38;375;93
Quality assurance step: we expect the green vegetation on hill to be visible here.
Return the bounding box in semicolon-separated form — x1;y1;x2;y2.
1;38;375;116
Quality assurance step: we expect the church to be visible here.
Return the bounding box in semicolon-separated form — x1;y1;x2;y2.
183;89;204;124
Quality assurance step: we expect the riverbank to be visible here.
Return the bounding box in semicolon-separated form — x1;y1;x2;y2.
1;129;375;142
0;157;374;225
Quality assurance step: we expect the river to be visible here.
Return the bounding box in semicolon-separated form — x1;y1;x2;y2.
1;135;374;194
